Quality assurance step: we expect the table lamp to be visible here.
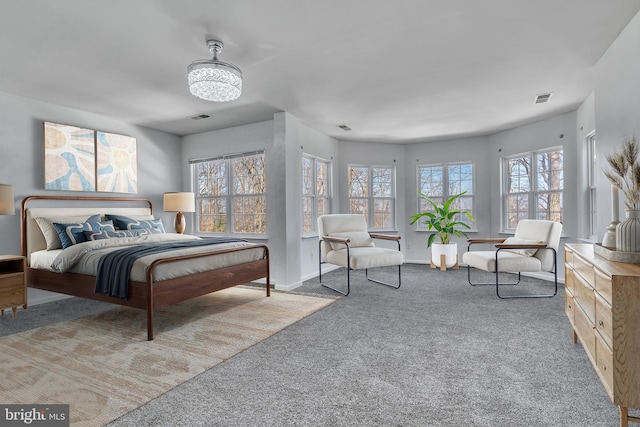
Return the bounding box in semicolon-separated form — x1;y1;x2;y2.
0;184;15;215
163;192;195;234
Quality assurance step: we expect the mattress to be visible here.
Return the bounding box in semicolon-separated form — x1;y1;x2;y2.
34;234;266;283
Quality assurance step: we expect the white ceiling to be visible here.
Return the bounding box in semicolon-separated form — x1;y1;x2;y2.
1;1;639;143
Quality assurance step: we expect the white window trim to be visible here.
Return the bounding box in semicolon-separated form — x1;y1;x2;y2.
586;132;597;241
347;164;397;231
190;150;266;237
501;146;563;232
302;153;332;237
415;161;477;233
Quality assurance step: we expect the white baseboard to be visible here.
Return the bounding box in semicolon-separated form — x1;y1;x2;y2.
275;281;302;291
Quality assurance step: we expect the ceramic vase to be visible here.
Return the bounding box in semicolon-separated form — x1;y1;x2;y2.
616;209;640;252
431;243;458;268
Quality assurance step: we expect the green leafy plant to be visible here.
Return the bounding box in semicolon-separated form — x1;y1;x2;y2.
604;135;640;209
410;191;475;248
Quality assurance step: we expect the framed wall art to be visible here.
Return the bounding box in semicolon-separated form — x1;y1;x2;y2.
96;131;138;193
44;121;96;191
43;121;137;193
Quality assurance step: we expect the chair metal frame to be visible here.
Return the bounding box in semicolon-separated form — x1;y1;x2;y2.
466;239;558;299
318;235;401;296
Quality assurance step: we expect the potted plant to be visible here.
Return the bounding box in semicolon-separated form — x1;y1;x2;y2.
410;191;474;268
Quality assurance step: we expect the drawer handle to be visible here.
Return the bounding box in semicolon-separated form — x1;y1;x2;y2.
599;320;604;327
568;304;572;309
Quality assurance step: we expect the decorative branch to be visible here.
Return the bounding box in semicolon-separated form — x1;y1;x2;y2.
604;135;640;209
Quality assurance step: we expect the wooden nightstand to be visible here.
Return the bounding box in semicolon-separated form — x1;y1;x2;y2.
0;255;26;318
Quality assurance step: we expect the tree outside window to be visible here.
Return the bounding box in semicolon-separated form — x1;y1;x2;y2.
503;147;563;230
348;165;395;229
302;154;331;233
417;162;475;230
192;151;266;234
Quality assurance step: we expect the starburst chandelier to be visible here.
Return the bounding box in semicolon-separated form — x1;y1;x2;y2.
187;39;242;102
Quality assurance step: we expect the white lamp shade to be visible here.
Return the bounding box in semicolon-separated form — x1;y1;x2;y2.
163;192;195;213
0;184;14;215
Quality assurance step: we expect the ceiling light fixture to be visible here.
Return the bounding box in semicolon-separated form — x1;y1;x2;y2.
187;39;242;102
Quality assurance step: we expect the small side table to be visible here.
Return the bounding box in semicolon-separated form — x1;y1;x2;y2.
0;255;26;318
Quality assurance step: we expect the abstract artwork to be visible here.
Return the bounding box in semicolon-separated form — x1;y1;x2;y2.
44;122;96;191
96;131;138;193
44;121;137;193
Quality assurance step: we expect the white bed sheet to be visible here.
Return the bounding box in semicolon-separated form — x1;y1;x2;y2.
30;249;61;271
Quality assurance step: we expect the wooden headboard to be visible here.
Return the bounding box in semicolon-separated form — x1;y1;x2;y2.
21;195;153;260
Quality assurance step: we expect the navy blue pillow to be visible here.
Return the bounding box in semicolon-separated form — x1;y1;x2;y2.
52;214;102;249
105;215;165;233
83;228;163;241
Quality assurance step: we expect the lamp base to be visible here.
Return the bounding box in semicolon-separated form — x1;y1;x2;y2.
174;212;186;234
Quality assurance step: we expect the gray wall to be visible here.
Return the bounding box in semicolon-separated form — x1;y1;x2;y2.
180;114;341;289
0;91;182;304
594;10;640;240
403;136;491;263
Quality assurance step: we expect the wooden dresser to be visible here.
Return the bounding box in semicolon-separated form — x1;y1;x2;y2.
565;243;640;427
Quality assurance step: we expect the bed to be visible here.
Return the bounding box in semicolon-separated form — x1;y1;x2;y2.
21;195;270;340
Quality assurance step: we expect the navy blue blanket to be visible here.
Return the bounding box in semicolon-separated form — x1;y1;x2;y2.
94;238;247;299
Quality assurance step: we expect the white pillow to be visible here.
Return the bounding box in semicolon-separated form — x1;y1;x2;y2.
35;215;97;250
501;237;542;257
327;231;374;250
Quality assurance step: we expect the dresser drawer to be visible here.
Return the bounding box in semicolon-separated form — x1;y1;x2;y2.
595;292;613;351
573;253;595;288
565;265;575;295
565;290;575;325
596;332;614;399
574;301;596;359
574;268;596;323
594;267;612;304
565;248;574;266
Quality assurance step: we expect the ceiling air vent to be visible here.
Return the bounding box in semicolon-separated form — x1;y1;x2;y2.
190;114;211;120
534;93;553;104
338;124;352;131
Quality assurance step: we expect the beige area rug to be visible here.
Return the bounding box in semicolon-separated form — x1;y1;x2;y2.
0;287;336;426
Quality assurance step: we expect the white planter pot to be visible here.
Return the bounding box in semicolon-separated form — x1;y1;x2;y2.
431;243;458;268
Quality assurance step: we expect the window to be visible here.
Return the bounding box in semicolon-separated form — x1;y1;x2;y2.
416;162;475;230
587;133;597;239
502;147;563;230
302;154;331;233
191;151;266;235
348;165;395;229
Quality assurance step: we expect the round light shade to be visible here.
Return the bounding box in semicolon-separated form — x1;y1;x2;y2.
0;184;14;215
163;192;195;213
187;60;242;102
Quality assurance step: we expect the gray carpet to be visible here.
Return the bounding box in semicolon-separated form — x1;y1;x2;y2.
0;265;625;426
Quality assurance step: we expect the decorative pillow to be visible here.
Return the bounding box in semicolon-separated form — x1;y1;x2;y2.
131;218;165;233
35;214;101;250
501;237;542;257
83;228;163;241
327;231;374;251
95;220;116;231
53;221;96;249
105;214;164;232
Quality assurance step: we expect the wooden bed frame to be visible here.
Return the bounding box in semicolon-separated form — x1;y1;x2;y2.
21;195;270;340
